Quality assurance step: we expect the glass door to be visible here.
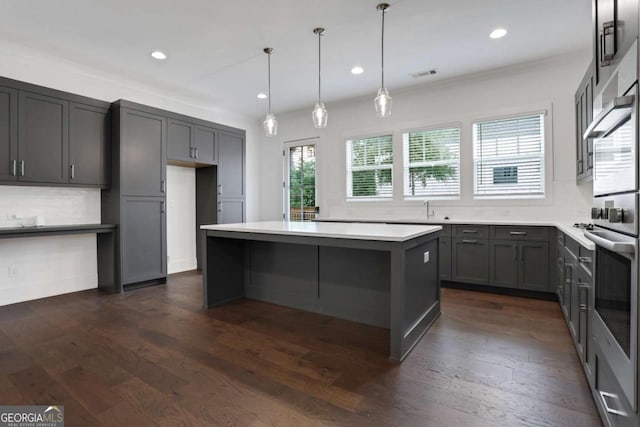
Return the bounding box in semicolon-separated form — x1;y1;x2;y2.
285;140;317;221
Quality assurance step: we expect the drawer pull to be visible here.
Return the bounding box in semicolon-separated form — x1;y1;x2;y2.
599;391;628;417
462;239;478;244
462;230;478;234
510;231;527;235
579;304;587;312
579;256;592;263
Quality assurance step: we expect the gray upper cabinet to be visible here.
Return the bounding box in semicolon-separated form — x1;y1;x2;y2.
18;91;69;184
193;125;217;164
69;102;110;187
167;119;217;165
121;196;166;285
0;86;17;182
218;131;245;198
576;65;594;183
167;118;192;163
120;108;166;197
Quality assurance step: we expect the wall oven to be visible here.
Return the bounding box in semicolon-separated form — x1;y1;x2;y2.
586;39;639;416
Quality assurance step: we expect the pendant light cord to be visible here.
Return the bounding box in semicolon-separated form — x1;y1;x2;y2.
381;7;385;89
267;51;272;114
318;32;322;103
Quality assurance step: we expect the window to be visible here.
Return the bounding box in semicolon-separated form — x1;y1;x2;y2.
403;126;460;198
346;134;393;199
473;113;545;198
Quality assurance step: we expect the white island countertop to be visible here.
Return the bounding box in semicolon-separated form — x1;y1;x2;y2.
201;221;442;242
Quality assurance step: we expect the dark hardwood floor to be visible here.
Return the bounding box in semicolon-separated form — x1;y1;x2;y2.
0;271;601;426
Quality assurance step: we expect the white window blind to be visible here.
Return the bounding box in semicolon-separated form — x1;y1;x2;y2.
403;126;460;198
346;135;393;199
473;113;545;198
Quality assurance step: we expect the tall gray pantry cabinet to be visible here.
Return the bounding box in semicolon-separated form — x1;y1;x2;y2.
103;100;246;291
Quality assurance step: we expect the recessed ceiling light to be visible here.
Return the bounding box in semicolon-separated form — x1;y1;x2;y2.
257;93;267;99
151;50;167;60
489;28;507;39
351;66;364;75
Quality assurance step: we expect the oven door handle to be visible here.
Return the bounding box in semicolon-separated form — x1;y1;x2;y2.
584;230;636;254
584;94;635;139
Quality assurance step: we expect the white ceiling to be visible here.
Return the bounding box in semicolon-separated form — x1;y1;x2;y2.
0;0;591;118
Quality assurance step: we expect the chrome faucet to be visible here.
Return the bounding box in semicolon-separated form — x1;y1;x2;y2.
424;200;435;220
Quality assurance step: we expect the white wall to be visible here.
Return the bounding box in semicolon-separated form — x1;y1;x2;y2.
0;39;259;305
259;51;593;223
166;166;196;274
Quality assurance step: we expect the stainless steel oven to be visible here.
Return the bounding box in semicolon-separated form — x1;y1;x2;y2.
587;39;639;415
585;228;638;410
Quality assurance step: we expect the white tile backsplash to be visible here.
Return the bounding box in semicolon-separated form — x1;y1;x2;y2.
0;186;100;226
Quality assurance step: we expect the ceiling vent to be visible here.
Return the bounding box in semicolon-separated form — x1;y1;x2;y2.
410;69;438;78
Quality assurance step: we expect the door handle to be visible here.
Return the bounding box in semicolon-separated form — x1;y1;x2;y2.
70;164;75;180
161;180;166;193
217;184;222;195
20;160;24;177
161;201;165;213
194;147;198;159
11;160;16;176
599;391;628;417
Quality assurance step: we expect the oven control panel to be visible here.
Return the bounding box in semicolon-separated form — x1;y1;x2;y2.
592;193;638;236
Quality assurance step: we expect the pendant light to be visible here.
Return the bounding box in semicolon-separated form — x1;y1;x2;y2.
374;3;392;117
263;48;278;136
312;27;328;128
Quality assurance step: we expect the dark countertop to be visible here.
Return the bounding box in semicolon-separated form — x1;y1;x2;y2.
0;223;116;239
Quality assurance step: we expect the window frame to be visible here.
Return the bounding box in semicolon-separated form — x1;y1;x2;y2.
472;111;548;200
346;133;395;201
402;123;462;200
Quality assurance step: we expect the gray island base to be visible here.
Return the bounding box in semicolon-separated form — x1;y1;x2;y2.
201;221;442;362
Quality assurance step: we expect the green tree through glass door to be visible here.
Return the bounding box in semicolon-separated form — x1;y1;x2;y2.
287;144;316;221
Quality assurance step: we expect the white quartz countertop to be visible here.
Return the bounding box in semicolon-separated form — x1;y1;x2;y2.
315;217;595;250
201;221;442;242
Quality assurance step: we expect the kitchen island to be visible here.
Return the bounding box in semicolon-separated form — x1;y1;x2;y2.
201;221;442;361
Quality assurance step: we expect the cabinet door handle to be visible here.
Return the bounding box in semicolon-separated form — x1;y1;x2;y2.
218;184;222;195
462;230;477;234
161;201;165;213
11;160;16;176
599;391;628;417
510;231;527;236
194;147;198;159
462;239;478;244
578;256;592;263
161;180;166;193
20;160;24;177
70;164;75;180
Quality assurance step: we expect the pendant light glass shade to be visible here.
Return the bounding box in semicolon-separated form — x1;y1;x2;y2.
375;3;391;117
312;102;328;128
374;88;392;117
263;47;277;137
263;113;278;136
312;27;328;128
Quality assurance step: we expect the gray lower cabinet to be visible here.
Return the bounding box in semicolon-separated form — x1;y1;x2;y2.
519;241;550;291
452;238;489;285
18;91;69;184
68;103;110;187
439;236;451;280
218;199;245;224
0;85;17;182
489;240;519;288
120;108;166;197
121;197;166;285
